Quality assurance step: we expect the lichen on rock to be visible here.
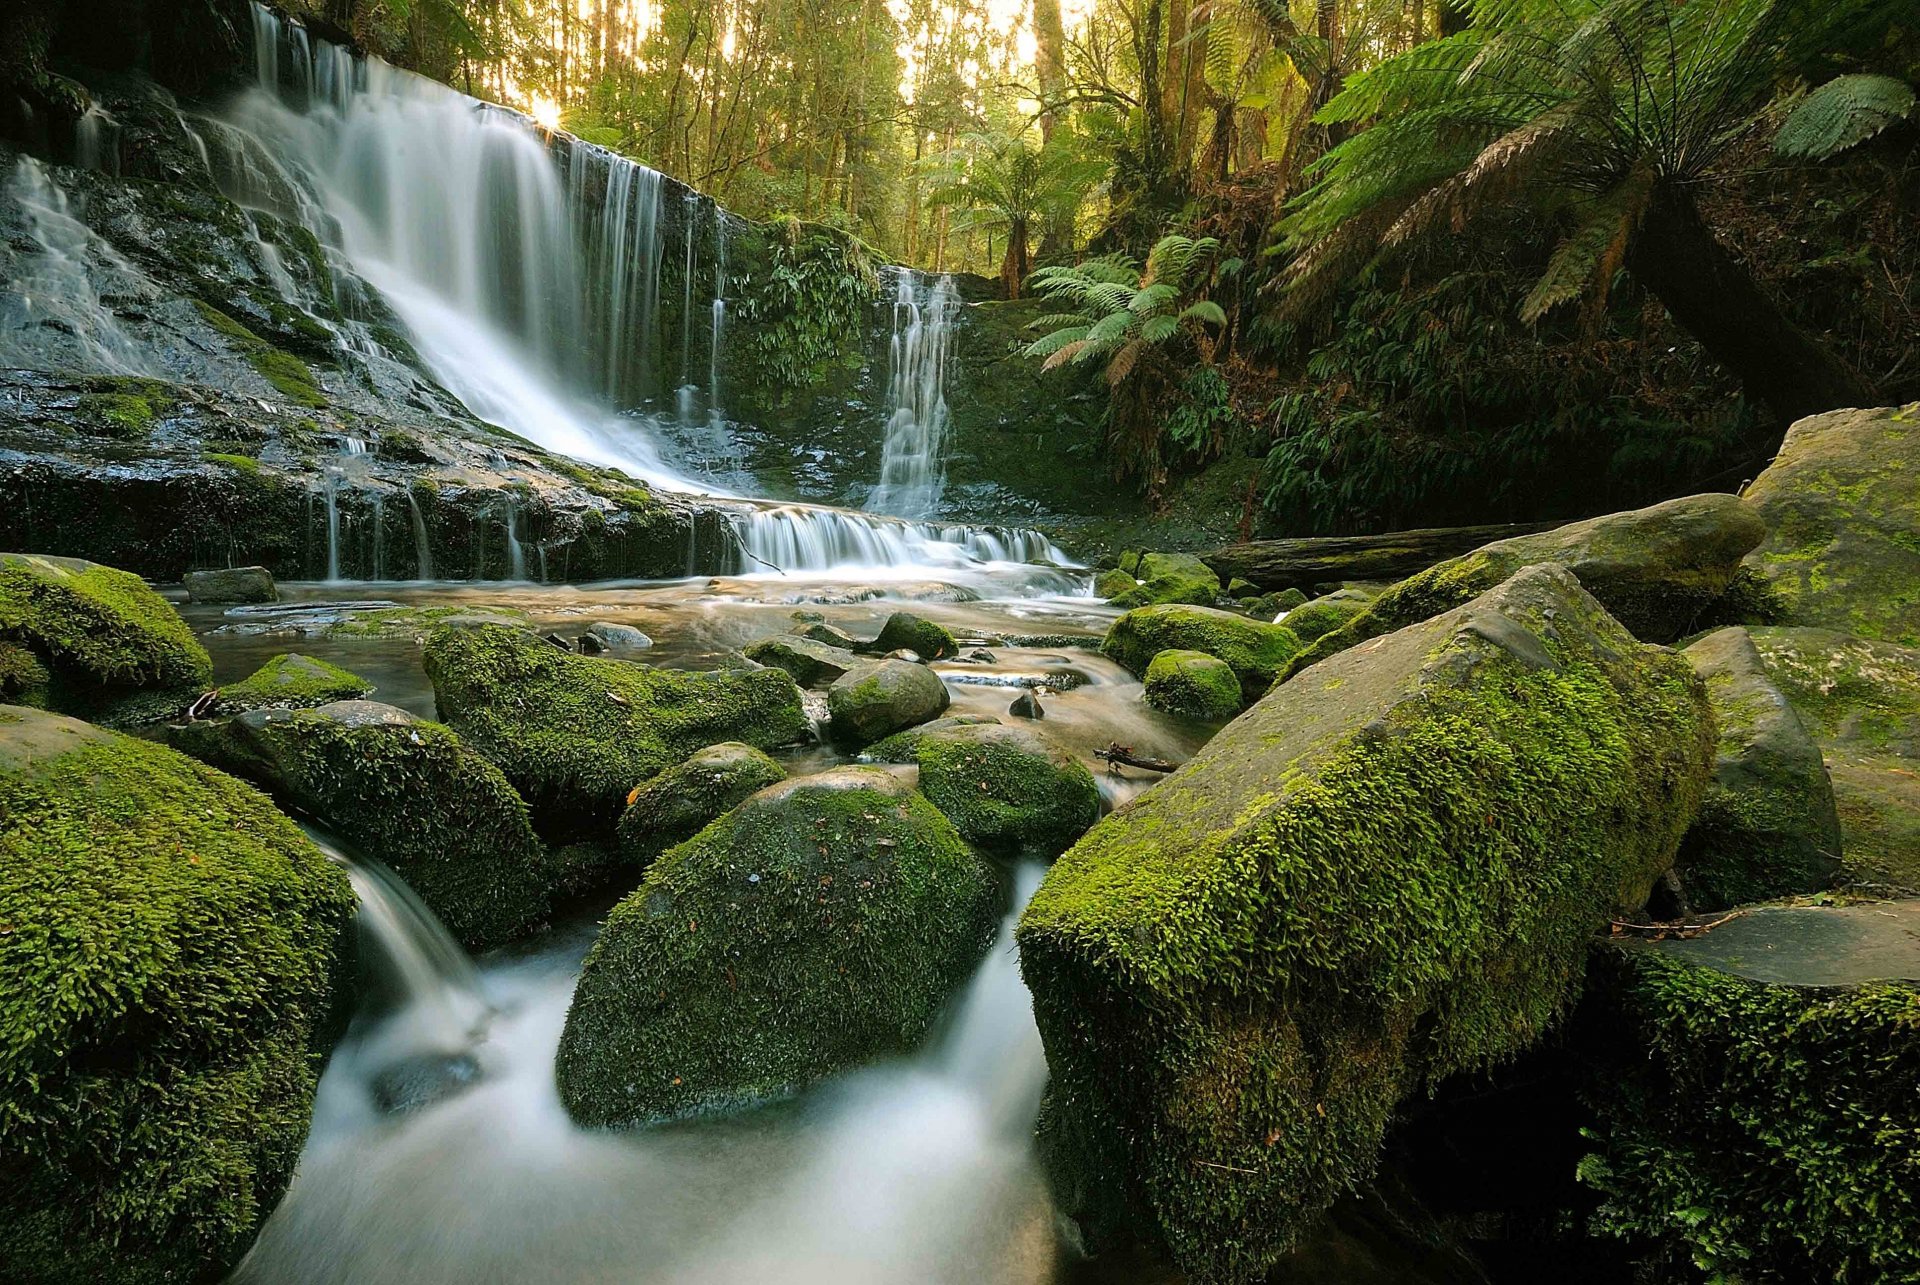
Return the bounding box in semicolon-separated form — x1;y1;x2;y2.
914;722;1100;858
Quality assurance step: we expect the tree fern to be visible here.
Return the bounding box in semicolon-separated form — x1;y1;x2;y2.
1774;73;1917;160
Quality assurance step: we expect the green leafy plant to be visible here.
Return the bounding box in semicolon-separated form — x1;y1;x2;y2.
1774;72;1918;160
927;130;1105;297
1280;0;1902;422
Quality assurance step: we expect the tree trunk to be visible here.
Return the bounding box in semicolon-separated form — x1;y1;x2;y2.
1033;0;1067;141
1002;218;1030;298
1628;184;1875;424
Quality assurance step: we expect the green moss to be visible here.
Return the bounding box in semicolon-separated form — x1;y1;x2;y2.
216;652;372;714
0;552;211;718
915;723;1100;858
192;300;327;408
615;742;787;868
1278;593;1371;643
1142;648;1243;721
0;707;356;1285
425;624;809;841
1579;948;1920;1282
1102;604;1301;703
557;768;997;1124
328;604;531;639
826;658;952;747
1094;568;1138;600
75;392;155;438
173;702;548;949
861;715;1002;763
869;611;958;660
1020;566;1713;1281
0;642;51;707
204;451;263;474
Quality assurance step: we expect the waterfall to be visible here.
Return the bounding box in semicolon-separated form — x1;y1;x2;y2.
730;503;1080;586
3;158;156;375
869;271;957;519
74;105;120;175
370;490;386;580
405;487;434;580
709;211;728;423
503;497;527;581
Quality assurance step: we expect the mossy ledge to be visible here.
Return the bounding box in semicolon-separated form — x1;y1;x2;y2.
1017;565;1713;1282
0;706;357;1285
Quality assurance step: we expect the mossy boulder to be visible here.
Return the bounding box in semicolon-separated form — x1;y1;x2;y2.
424;624;809;842
615;742;788;868
1094;568;1138;600
0;706;356;1285
1019;565;1713;1281
216;652;372;714
1284;494;1767;678
1579;903;1920;1282
915;723;1100;859
826;658;952;747
0;552;211;720
1740;403;1920;646
742;634;861;688
864;611;958;660
556;766;998;1124
1745;626;1920;891
1675;629;1843;911
1102;604;1302;703
184;566;277;605
861;714;1002;763
1109;551;1223;609
1279;588;1373;643
1142;648;1243;721
173;700;548;949
0;642;51;707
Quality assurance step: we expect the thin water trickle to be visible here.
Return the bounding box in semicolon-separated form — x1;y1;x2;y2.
405;487;434;580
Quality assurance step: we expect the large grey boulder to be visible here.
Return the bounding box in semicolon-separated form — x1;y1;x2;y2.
184;565;276;604
1018;565;1714;1282
742;634;861;688
1741;403;1920;646
1675;628;1843;910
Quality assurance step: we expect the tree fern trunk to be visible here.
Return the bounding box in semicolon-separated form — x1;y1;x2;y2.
1628;185;1874;423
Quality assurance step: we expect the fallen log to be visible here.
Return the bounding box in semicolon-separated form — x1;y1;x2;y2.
1203;522;1562;592
1096;742;1178;775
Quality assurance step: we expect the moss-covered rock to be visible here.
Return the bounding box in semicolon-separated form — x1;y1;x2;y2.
826;658;952;747
915;723;1100;859
1675;628;1843;911
173;700;548;949
1094;568;1138;600
1579;905;1920;1283
864;611;958;660
0;642;51;707
742;634;860;687
1102;604;1302;703
0;705;356;1285
556;766;998;1124
0;551;210;720
615;742;788;868
1284;494;1767;678
1741;403;1920;646
1745;626;1920;891
216;652;372;714
184;565;276;605
861;714;1002;763
1142;648;1243;721
1019;565;1713;1282
424;624;809;841
1107;551;1223;609
1279;588;1373;643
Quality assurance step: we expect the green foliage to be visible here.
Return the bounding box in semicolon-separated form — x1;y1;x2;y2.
914;723;1100;858
1775;73;1918;161
1025;234;1225;382
0;708;356;1285
214;653;373;714
1580;949;1920;1283
557;768;997;1124
731;219;879;400
927;129;1105;291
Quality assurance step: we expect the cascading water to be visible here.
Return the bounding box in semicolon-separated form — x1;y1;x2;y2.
869;271;958;520
2;158;157;375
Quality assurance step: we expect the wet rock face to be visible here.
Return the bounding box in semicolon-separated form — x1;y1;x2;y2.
556;766;999;1125
864;611;958;660
1741;403;1920;647
1676;627;1843;911
742;634;860;688
185;565;276;604
0;549;210;722
0;705;356;1285
1020;565;1713;1282
826;658;952;747
424;623;809;843
172;698;551;949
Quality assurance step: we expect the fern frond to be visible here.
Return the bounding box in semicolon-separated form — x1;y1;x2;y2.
1107;339;1146;385
1181;300;1228;327
1042;340;1090;370
1130;282;1179;315
1774;74;1917;161
1086;311;1139;345
1519;164;1653;323
1139;314;1182;345
1023;326;1092;359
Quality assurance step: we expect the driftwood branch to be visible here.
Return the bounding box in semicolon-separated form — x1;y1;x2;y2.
1096;742;1177;774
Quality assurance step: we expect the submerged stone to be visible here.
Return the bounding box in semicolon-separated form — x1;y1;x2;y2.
826;658;951;747
216;651;373;714
184;565;277;604
556;767;998;1124
0;551;210;721
173;700;549;949
1580;903;1920;1282
1675;628;1843;910
1142;648;1242;721
1284;493;1767;678
424;624;809;841
915;723;1100;859
1741;403;1920;646
1102;603;1302;703
616;742;788;868
1019;565;1712;1281
0;706;356;1285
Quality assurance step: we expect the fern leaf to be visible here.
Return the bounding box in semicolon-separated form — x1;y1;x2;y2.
1023;326;1091;359
1042;340;1090;370
1139;314;1181;345
1107;339;1145;385
1519;165;1653;323
1775;74;1917;161
1181;300;1228;327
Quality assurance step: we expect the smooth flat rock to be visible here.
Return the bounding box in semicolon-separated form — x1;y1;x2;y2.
1626;901;1920;987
